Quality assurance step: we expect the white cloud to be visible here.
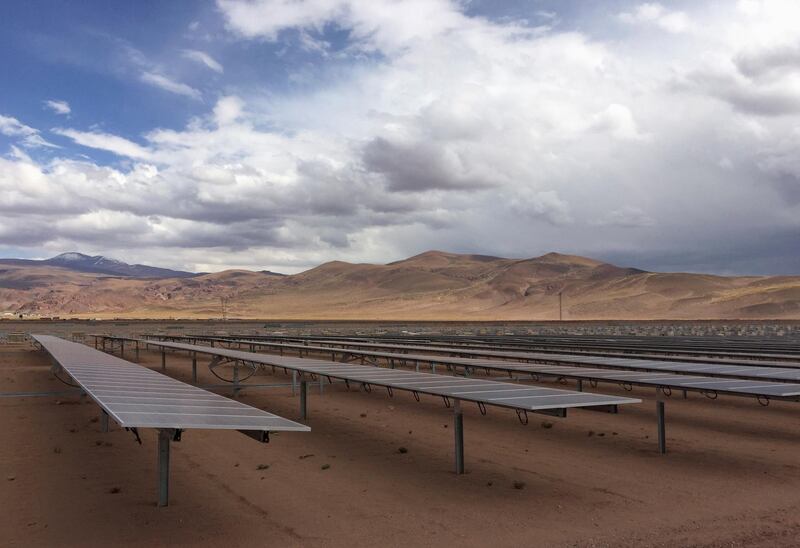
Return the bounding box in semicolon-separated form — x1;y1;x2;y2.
217;0;470;53
182;49;224;73
0;114;58;148
589;104;646;140
140;71;202;100
52;128;152;159
43;99;71;116
213;96;244;125
2;1;800;274
619;3;692;33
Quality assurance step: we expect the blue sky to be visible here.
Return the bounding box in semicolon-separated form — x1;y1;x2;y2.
1;1;799;274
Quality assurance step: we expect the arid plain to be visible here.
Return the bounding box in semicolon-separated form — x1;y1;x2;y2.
2;320;800;547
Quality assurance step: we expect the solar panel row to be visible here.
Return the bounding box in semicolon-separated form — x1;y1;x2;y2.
143;334;800;390
32;334;308;506
133;334;800;455
93;335;640;474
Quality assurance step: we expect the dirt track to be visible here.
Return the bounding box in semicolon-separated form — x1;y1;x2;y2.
3;340;800;547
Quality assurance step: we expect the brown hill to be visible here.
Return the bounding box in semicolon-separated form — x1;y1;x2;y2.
1;251;799;320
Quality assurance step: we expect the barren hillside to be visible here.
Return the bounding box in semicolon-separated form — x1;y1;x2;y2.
1;251;799;320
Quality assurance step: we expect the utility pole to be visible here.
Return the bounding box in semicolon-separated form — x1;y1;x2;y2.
220;296;228;321
558;291;563;321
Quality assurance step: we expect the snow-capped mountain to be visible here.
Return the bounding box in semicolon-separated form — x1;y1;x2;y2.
0;252;196;278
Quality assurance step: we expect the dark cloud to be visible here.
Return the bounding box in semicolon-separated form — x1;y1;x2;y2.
362;137;495;192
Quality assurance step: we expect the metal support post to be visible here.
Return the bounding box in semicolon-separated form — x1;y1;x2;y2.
319;373;324;395
161;350;166;372
300;379;308;420
656;389;666;454
191;352;197;383
233;362;240;398
577;379;583;392
135;341;140;362
157;429;171;507
291;370;297;396
101;410;109;433
120;340;124;358
454;399;464;474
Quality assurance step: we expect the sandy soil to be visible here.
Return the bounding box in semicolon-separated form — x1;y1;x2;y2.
3;340;800;547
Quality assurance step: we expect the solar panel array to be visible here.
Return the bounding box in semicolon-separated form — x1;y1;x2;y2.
124;337;640;413
287;339;800;379
33;334;308;432
142;334;800;398
158;339;800;398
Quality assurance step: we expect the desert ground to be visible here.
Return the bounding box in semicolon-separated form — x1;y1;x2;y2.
3;322;800;547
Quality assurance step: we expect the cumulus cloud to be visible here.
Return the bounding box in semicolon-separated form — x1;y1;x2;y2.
217;0;469;52
619;3;692;33
182;49;224;73
43;99;71;116
1;1;800;274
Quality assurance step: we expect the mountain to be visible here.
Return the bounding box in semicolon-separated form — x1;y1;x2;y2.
0;252;196;279
0;250;799;319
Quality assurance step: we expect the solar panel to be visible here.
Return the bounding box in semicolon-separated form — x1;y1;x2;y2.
142;335;800;391
105;337;640;413
127;334;800;456
261;338;800;383
32;334;308;507
34;334;308;431
96;335;643;474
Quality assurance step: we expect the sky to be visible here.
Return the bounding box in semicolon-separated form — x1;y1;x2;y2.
0;0;799;275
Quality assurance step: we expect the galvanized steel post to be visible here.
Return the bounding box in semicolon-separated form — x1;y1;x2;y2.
300;379;308;420
656;388;666;454
157;429;170;507
454;398;464;474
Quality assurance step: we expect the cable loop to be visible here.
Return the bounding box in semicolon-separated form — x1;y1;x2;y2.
701;390;718;400
386;386;393;397
620;382;633;391
362;383;372;393
662;386;672;397
413;391;420;402
477;401;487;416
516;409;529;425
53;371;80;388
757;395;770;407
442;396;451;408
